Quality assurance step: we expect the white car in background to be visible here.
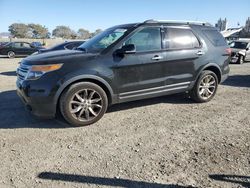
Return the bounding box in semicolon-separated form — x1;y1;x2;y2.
230;40;250;64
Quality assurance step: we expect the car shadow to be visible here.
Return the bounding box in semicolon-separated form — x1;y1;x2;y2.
0;90;192;129
108;93;192;113
0;71;17;76
0;90;69;129
222;75;250;88
38;172;194;188
209;174;250;188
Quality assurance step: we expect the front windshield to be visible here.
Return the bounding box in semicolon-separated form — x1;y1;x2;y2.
78;27;128;53
230;42;248;49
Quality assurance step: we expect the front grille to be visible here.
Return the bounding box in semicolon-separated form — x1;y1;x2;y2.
17;64;30;81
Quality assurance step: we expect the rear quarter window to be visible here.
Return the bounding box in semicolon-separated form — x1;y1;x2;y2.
202;29;227;46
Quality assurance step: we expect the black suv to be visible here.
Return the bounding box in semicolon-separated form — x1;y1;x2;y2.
16;20;230;126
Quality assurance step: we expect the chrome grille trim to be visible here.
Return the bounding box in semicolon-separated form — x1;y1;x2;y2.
17;64;30;81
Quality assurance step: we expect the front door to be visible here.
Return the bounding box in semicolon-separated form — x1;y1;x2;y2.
112;27;166;97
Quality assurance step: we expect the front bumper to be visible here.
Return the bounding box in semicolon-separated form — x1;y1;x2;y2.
16;80;56;118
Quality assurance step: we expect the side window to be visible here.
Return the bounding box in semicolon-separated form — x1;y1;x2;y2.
22;43;31;48
64;43;75;50
125;27;162;52
164;28;200;49
13;43;22;48
65;42;82;50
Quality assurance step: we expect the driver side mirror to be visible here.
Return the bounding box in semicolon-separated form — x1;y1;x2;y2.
116;44;136;55
246;47;249;51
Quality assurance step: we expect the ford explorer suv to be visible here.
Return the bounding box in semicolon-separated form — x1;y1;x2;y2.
16;20;230;126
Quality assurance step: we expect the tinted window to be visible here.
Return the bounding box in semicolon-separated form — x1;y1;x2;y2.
202;29;227;46
164;28;200;49
125;27;162;52
22;43;31;48
13;43;22;48
65;42;83;50
230;41;248;49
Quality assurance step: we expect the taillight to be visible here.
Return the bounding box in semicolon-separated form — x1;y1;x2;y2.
225;48;232;55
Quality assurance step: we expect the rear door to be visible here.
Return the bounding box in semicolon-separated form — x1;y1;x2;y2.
21;42;36;55
161;26;202;86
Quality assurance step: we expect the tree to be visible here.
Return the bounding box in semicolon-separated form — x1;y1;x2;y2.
92;29;102;37
77;28;91;39
52;26;76;39
8;23;30;38
28;24;50;38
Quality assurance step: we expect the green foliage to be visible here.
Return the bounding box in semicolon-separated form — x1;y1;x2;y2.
28;24;50;38
8;22;103;39
77;28;91;39
52;26;76;39
91;29;102;37
9;23;50;38
8;23;30;38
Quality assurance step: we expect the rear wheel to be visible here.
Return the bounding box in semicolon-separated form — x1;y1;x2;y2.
60;82;108;126
190;70;218;103
7;51;15;58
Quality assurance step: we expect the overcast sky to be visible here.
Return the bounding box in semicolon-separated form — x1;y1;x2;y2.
0;0;249;32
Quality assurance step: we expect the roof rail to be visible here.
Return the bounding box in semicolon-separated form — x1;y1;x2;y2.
143;19;212;26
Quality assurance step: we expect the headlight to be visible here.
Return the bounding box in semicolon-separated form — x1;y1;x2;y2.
26;64;63;80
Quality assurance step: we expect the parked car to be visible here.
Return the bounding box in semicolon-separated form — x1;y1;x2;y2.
16;20;230;126
230;40;250;64
0;42;44;58
35;40;85;54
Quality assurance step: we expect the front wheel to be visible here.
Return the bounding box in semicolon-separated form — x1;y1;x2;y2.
190;70;218;103
60;82;108;126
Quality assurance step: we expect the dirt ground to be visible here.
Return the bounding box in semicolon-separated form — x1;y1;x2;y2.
0;58;249;188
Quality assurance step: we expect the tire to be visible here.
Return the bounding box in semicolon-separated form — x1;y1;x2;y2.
237;55;244;64
7;51;15;58
190;70;218;103
60;82;108;127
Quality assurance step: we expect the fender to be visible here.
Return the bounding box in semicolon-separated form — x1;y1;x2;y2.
53;74;114;106
238;50;246;57
193;63;222;86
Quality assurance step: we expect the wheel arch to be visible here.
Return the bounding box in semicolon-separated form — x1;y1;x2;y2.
197;63;222;83
54;75;114;111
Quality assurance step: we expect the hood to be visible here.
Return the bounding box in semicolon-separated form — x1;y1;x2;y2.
22;50;98;65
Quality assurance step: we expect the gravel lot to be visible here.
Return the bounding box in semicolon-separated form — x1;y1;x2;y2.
0;58;249;188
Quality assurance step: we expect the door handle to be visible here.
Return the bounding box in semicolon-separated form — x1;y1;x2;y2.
196;51;204;55
151;55;163;60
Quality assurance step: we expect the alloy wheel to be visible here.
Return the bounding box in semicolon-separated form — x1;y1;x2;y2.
198;74;216;100
69;89;103;122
